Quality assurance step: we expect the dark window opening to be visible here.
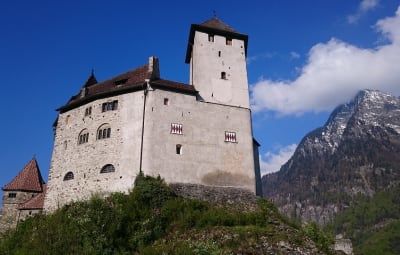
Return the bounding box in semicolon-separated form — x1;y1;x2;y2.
100;164;115;173
164;98;169;105
176;144;182;154
63;171;74;181
98;126;111;140
78;131;89;144
208;34;214;42
114;78;128;86
218;51;221;57
102;100;118;112
221;72;227;79
8;193;16;198
226;38;232;45
85;106;92;116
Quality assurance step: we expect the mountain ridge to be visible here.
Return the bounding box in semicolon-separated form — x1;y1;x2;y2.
262;89;400;225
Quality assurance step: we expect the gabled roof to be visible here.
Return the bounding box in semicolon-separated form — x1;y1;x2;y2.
3;158;45;192
57;57;197;113
18;185;46;210
83;70;98;88
185;17;248;63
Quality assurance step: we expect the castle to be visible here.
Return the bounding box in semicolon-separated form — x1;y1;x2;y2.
1;17;261;224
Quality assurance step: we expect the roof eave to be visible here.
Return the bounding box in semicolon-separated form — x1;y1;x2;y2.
185;24;248;63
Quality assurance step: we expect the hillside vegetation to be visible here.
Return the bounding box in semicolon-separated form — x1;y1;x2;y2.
0;174;336;254
326;187;400;255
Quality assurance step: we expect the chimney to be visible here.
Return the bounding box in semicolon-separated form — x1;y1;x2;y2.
147;56;160;80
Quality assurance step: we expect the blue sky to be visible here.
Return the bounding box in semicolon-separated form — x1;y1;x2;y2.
1;0;400;203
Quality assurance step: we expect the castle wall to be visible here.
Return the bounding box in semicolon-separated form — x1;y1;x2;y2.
142;88;256;193
44;92;144;212
0;191;39;230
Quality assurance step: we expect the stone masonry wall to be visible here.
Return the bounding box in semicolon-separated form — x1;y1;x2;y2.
44;92;144;212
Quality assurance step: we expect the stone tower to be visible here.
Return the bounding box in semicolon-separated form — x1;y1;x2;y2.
0;158;46;231
186;17;250;108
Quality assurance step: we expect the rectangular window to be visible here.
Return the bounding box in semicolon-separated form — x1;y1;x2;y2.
8;193;16;198
225;131;237;143
102;100;118;112
208;34;214;42
226;38;232;45
171;123;183;135
85;106;92;116
164;98;169;105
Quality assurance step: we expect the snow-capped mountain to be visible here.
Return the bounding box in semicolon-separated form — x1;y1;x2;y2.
262;89;400;224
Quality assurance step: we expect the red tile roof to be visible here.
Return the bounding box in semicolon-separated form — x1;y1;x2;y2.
18;185;46;210
58;60;198;113
3;159;45;192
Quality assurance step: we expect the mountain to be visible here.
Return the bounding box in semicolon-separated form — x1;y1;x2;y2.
262;89;400;225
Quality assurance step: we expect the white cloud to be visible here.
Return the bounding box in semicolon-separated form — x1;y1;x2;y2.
260;144;297;176
251;6;400;116
347;0;380;24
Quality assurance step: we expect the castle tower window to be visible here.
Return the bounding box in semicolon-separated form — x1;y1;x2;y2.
63;171;74;181
85;106;92;116
226;38;232;45
8;192;16;198
100;164;115;173
176;144;182;154
171;123;183;135
102;100;118;112
221;72;227;80
208;34;214;42
225;131;237;143
218;51;221;57
97;124;111;140
164;98;169;105
78;129;89;144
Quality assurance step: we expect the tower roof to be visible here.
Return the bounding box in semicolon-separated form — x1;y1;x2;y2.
18;185;47;210
83;70;98;88
185;17;248;63
3;158;45;192
199;17;236;33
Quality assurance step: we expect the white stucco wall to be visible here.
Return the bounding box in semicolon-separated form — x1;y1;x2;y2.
190;31;249;109
142;88;256;193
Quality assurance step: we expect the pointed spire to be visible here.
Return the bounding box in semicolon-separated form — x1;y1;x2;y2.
3;158;45;192
83;69;98;88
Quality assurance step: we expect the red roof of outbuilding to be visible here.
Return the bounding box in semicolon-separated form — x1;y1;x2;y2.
18;185;46;210
3;159;45;192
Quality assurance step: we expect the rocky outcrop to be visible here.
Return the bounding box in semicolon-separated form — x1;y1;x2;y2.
263;90;400;224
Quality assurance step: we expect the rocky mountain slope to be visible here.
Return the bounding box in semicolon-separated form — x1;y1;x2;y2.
262;89;400;225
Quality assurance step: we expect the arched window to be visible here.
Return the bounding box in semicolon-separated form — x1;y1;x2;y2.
63;171;74;181
78;129;89;144
100;164;115;173
97;124;111;140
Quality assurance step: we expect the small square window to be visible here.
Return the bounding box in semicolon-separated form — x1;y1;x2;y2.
164;98;169;105
226;38;232;45
171;123;183;135
208;34;214;42
221;72;227;80
225;131;237;143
